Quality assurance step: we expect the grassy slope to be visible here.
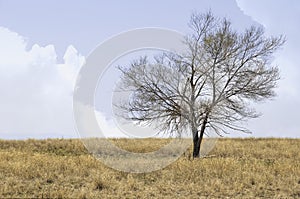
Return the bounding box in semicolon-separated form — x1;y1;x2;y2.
0;138;299;198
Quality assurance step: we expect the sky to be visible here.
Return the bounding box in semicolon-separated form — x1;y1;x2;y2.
0;0;299;139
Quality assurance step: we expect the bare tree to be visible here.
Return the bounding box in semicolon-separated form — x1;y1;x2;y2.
115;12;285;158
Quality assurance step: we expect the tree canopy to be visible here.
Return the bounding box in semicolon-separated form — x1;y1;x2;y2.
115;11;285;157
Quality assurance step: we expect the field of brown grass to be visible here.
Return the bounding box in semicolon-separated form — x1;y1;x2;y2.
0;138;299;198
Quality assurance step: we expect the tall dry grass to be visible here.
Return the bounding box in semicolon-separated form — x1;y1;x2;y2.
0;138;299;198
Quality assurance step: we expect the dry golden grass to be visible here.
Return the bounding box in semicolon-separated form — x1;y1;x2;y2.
0;138;299;198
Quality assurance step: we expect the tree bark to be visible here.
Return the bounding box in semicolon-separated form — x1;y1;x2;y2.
192;116;208;158
193;130;200;158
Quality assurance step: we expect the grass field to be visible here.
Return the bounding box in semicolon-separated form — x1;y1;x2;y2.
0;138;299;198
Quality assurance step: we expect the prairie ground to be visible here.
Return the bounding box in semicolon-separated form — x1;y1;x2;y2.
0;138;299;198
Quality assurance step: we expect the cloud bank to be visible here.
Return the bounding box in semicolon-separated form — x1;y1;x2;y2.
0;27;84;139
0;27;128;139
236;0;300;138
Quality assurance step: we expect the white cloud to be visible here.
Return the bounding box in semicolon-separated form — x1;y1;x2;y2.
58;45;85;88
236;0;300;138
0;27;152;139
74;102;126;138
0;27;84;139
0;27;30;76
95;111;125;138
74;102;158;138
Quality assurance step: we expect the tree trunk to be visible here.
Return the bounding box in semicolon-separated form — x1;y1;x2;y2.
193;130;200;158
192;116;208;158
192;130;205;158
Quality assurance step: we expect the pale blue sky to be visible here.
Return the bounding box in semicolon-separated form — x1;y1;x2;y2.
0;0;253;59
0;0;299;139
